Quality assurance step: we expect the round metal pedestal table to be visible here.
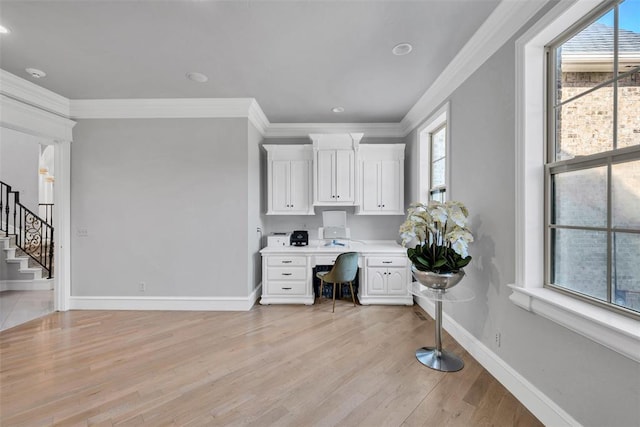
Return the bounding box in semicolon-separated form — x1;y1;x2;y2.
410;282;474;372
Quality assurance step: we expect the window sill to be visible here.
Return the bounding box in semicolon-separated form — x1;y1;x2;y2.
508;285;640;363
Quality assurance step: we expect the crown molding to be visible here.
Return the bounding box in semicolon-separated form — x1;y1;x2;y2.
265;122;405;139
400;0;548;134
69;98;263;120
0;94;76;141
0;69;70;117
247;99;270;135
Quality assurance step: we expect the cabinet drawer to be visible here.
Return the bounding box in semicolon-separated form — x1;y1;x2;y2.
367;257;407;268
267;281;307;295
315;255;338;265
267;256;307;267
267;267;307;281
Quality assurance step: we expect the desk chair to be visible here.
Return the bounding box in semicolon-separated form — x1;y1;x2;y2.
315;252;359;312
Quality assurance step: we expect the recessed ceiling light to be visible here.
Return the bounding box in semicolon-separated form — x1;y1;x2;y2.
331;107;345;113
392;43;413;56
186;72;208;83
25;68;46;79
0;25;10;34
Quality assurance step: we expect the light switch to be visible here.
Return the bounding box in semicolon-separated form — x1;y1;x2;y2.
76;227;88;237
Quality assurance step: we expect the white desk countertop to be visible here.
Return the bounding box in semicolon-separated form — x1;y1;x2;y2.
260;240;407;255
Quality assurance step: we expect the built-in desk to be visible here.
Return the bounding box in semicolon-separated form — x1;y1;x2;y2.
260;240;413;306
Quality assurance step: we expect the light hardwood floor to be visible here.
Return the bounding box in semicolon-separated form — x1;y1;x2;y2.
0;302;542;426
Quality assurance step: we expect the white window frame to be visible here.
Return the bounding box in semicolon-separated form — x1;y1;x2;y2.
509;0;639;363
417;102;451;203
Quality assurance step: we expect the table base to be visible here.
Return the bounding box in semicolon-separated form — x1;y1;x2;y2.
415;347;464;372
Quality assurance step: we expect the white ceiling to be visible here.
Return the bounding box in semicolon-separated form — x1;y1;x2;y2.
0;0;500;124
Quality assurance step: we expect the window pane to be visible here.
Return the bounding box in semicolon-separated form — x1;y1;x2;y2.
619;0;640;71
612;159;640;229
617;70;640;149
553;167;607;227
612;231;640;313
552;228;608;301
432;127;446;160
555;85;614;161
430;189;445;203
557;10;614;104
431;158;445;188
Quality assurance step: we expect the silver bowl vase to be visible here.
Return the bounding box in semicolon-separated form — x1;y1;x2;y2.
411;265;466;372
411;265;465;291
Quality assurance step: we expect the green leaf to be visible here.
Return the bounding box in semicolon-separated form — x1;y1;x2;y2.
433;258;447;268
456;256;472;268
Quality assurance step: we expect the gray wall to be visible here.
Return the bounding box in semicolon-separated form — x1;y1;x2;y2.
0;127;41;212
71;118;250;297
261;136;406;242
404;29;640;427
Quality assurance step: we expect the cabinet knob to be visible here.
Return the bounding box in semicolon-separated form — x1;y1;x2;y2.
382;204;385;207
337;195;340;198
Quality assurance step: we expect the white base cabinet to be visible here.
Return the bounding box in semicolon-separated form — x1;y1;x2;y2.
359;256;412;305
261;255;315;305
260;241;413;306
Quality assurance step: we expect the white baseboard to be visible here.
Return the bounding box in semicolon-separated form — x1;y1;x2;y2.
414;295;580;427
69;284;262;312
0;279;53;291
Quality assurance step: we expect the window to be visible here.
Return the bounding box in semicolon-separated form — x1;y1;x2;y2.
418;102;449;203
429;124;447;202
546;0;640;316
510;0;639;362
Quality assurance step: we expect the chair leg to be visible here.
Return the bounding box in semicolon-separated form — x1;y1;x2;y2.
318;280;322;304
332;283;337;313
348;281;356;307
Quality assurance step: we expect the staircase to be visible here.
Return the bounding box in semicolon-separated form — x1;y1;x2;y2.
1;236;53;290
1;181;54;288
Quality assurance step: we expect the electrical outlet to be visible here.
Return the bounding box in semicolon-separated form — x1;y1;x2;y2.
495;332;502;348
138;282;146;292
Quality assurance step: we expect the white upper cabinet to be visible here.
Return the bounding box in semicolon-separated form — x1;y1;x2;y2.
310;133;362;205
264;145;313;215
357;144;405;215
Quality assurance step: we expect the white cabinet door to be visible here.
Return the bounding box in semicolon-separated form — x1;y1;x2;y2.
356;145;404;215
316;150;335;202
271;160;290;212
361;161;380;211
335;150;354;202
367;267;387;295
265;145;313;215
380;160;400;212
289;160;310;213
386;267;407;295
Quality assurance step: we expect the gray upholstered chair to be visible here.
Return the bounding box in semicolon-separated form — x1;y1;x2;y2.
316;252;359;312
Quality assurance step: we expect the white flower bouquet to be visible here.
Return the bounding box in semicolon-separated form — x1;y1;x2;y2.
399;200;473;273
